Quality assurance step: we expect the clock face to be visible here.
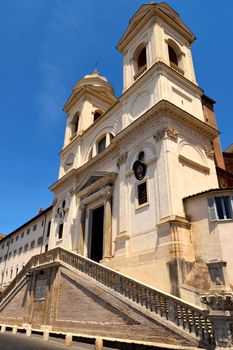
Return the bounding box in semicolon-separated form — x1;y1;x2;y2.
65;153;75;169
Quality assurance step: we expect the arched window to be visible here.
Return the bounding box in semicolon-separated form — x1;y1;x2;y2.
167;39;184;75
137;47;147;71
71;112;79;138
168;45;178;66
94;110;103;122
73;113;79;133
134;44;147;80
98;136;106;154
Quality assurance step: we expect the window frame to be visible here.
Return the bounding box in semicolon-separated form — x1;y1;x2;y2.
97;135;106;154
135;177;149;209
58;223;64;240
208;195;233;221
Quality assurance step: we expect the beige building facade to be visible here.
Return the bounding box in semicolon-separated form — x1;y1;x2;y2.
1;5;233;347
0;1;230;298
47;2;221;299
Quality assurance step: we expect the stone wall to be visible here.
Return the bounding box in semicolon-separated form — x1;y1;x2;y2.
0;263;196;347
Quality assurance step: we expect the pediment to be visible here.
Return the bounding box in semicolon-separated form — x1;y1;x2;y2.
80;174;106;191
63;85;117;113
117;3;195;51
77;172;117;198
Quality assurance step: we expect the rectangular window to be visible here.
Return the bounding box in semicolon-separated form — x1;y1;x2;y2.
33;224;37;231
137;182;148;206
24;244;28;252
27;229;30;235
47;221;51;238
21;232;24;238
208;196;233;221
2;244;4;249
0;257;2;263
37;237;43;245
4;255;7;261
13;249;17;257
19;247;22;255
97;136;106;154
31;240;35;249
8;252;12;259
16;235;19;241
11;238;14;244
41;220;44;227
58;223;63;240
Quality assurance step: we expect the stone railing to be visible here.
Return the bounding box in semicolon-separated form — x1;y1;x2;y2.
0;248;215;346
170;62;184;76
134;65;147;81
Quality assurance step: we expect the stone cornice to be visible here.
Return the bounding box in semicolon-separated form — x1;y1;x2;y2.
63;85;117;113
52;99;219;192
49;169;77;192
157;215;191;229
117;5;195;52
59;61;204;158
77;172;117;199
178;155;210;174
79;185;114;206
120;61;204;102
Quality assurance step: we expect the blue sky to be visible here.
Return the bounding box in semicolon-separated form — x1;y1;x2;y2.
0;1;232;234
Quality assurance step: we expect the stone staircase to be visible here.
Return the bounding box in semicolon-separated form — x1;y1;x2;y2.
0;248;215;348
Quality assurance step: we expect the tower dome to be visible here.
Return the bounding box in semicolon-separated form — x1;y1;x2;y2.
73;69;115;97
64;69;117;113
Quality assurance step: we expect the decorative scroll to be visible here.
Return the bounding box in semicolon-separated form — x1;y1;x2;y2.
154;128;179;142
204;146;215;159
117;152;128;167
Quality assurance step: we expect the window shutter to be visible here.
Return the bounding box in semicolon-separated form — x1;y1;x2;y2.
208;197;216;221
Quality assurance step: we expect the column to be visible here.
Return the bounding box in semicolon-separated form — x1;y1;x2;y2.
78;204;86;255
103;189;113;261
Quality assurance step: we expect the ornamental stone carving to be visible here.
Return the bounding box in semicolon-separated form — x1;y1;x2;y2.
204;146;215;159
154;128;179;142
105;187;113;200
117;152;128;167
201;292;233;311
69;186;77;196
79;203;87;211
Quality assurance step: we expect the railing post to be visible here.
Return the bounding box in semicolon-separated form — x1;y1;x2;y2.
95;337;103;350
201;292;233;348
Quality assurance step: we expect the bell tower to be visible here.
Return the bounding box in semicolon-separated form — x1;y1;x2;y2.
58;70;117;179
117;2;204;122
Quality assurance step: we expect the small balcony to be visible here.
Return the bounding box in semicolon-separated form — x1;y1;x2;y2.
134;64;147;81
170;62;184;76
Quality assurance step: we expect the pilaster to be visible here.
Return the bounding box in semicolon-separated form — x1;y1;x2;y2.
103;189;113;261
78;204;86;255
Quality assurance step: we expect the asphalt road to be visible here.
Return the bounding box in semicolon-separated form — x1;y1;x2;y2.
0;332;94;350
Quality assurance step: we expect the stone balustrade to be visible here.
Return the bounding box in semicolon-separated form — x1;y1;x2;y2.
170;62;184;75
0;247;215;347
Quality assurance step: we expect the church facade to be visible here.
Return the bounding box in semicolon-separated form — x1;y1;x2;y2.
1;3;233;336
